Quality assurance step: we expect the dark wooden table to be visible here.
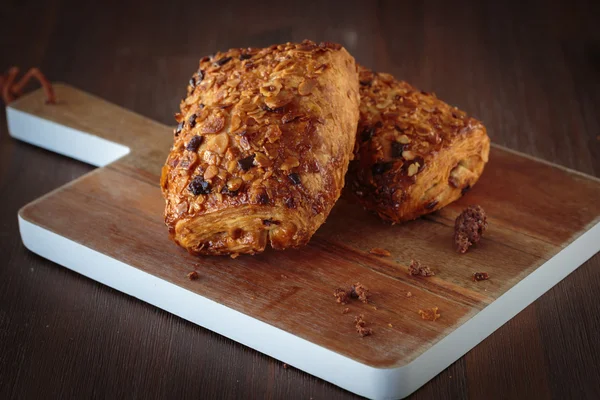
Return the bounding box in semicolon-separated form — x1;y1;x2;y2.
1;0;599;399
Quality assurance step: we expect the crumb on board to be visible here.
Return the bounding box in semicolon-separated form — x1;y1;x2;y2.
334;288;350;304
454;205;488;253
408;260;435;277
342;307;350;314
418;307;441;321
388;323;393;328
369;247;391;257
281;274;288;279
187;271;199;280
473;272;490;281
354;314;373;337
351;282;370;303
230;253;240;259
406;291;413;298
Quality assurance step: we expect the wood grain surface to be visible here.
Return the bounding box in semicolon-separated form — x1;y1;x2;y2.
1;0;600;399
12;82;600;370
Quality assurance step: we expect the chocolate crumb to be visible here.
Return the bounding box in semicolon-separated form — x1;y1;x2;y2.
408;260;435;277
288;173;302;185
258;192;270;205
188;176;211;195
185;135;203;151
333;288;350;304
473;272;489;281
360;126;375;142
418;307;440;321
454;205;488;253
369;247;391;257
238;155;255;171
391;141;406;158
214;56;232;66
221;186;239;197
187;271;199;280
188;113;197;128
372;162;393;175
354;314;373;337
262;104;284;113
350;282;370;303
355;314;366;326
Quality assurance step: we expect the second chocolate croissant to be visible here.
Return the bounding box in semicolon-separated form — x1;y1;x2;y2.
349;66;490;223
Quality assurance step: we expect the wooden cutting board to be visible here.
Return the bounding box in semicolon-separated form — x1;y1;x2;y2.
8;84;600;399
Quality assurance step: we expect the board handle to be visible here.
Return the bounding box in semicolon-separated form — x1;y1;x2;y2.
6;83;172;167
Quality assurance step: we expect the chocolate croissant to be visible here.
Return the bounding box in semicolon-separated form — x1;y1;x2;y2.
349;66;490;223
161;41;360;256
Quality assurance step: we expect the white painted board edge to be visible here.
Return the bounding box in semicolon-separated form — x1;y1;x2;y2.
9;102;600;399
7;107;130;167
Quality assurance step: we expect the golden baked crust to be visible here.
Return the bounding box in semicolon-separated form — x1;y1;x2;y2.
161;41;360;256
349;66;490;223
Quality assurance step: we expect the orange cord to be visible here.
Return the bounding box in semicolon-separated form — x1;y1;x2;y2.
1;67;19;104
0;66;56;105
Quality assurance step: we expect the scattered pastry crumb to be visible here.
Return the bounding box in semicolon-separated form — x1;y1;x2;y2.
334;288;350;304
473;272;490;281
418;307;441;321
187;271;199;280
342;307;350;314
371;305;378;310
369;247;391;257
408;260;435;277
406;291;413;298
388;323;393;328
282;363;289;369
454;205;488;253
351;282;370;303
354;314;373;337
230;253;240;259
281;274;288;279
